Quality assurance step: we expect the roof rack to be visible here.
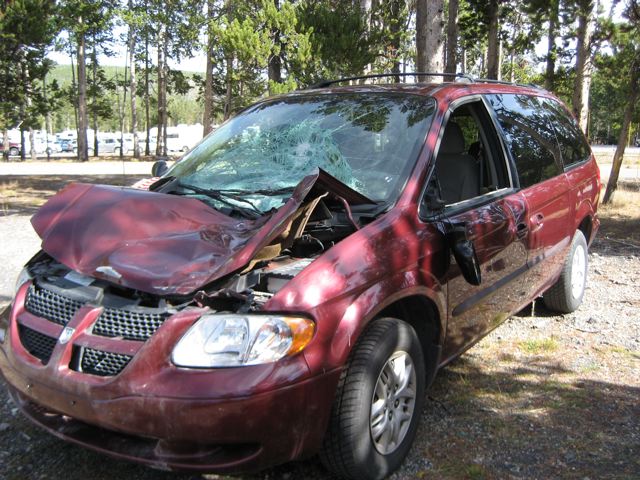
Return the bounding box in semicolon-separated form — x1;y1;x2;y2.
308;72;472;89
307;72;541;90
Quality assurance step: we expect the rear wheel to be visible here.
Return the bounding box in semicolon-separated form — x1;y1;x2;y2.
543;230;588;313
9;146;19;156
320;318;426;480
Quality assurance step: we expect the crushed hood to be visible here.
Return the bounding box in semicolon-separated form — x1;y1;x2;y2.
31;169;372;296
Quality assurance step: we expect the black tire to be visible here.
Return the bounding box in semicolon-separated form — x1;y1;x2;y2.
320;318;426;480
9;146;19;156
543;230;588;313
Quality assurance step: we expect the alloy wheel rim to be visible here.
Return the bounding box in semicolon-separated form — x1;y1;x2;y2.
571;244;586;299
370;351;417;455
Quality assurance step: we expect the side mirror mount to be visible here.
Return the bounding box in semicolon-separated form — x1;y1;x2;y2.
423;176;445;214
424;190;445;213
445;223;482;286
151;159;168;177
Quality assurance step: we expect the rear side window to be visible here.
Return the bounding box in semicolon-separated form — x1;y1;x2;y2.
540;98;591;168
486;94;562;188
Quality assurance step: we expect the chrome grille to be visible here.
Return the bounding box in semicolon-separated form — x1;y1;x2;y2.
25;283;82;326
93;308;169;341
18;325;57;364
80;347;133;376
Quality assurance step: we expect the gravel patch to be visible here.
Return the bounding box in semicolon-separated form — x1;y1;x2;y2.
0;172;638;479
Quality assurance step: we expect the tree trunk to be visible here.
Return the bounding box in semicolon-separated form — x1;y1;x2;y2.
119;52;129;159
19;127;25;162
69;46;79;139
29;128;37;161
389;0;402;82
203;0;215;136
156;26;167;157
572;0;595;133
144;22;150;156
128;21;139;159
486;0;500;79
43;74;52;161
77;24;89;162
224;56;233;120
445;0;459;75
544;0;559;91
603;60;639;204
2;130;8;161
416;0;444;82
415;0;428;78
268;53;282;88
267;0;282;91
92;36;98;157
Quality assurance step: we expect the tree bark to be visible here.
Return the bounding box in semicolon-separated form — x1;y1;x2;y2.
389;0;402;82
415;0;428;78
267;0;282;91
119;52;129;159
486;0;500;79
572;0;595;133
224;56;233;120
128;20;139;158
416;0;444;82
544;0;559;91
445;0;459;75
92;37;98;156
603;59;639;204
144;20;150;156
156;25;167;157
203;0;215;136
76;22;89;162
2;130;8;161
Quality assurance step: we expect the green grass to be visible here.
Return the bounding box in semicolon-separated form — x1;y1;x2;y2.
518;337;559;355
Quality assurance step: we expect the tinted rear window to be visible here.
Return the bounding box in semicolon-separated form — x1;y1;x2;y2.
486;94;562;188
540;98;591;168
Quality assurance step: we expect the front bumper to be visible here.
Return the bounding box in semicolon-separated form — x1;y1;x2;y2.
3;369;339;473
0;294;341;473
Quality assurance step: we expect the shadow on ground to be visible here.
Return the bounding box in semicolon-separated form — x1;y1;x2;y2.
1;353;637;480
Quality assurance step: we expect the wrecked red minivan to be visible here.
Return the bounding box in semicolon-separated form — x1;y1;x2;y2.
0;78;600;480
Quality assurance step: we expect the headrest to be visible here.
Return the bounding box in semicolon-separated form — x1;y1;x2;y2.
439;122;465;155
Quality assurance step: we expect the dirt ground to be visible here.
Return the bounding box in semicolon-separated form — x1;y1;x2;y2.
0;174;638;480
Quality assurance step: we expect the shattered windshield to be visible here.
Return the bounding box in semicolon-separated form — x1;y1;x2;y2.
167;93;435;212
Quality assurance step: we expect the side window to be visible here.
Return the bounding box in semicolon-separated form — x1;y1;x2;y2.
430;100;509;206
540;98;591;168
486;94;562;188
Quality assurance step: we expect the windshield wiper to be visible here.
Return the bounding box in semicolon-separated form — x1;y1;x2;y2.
176;182;264;219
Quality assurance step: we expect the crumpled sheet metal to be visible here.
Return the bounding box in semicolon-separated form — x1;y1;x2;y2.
31;172;321;296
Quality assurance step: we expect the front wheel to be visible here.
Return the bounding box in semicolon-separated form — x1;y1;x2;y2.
320;318;426;480
543;230;588;313
9;146;19;156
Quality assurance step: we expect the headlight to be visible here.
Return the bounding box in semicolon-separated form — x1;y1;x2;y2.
171;314;315;368
14;267;32;296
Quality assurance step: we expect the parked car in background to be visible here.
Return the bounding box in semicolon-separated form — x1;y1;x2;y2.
90;137;126;155
1;75;600;480
58;139;76;153
0;141;21;156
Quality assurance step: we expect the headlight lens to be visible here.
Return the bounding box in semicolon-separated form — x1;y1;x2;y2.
171;314;315;368
14;267;32;296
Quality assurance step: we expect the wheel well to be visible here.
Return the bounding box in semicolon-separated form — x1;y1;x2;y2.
578;215;593;243
377;295;442;386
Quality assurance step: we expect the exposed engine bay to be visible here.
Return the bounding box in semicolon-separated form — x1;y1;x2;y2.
25;186;374;319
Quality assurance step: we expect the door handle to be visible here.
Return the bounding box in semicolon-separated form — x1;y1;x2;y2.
530;213;544;232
